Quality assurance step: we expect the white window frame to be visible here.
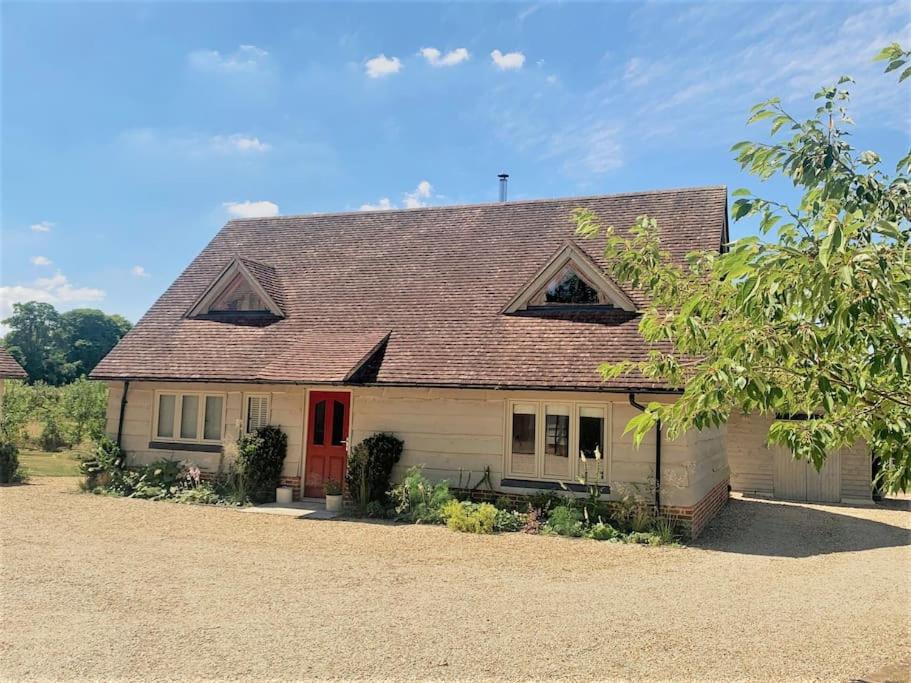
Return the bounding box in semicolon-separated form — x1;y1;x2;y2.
243;393;272;434
505;399;612;484
152;390;226;444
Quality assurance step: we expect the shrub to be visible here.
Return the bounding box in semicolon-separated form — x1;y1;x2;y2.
494;508;527;532
441;500;497;534
364;500;390;518
625;531;655;545
234;426;288;503
522;507;544;534
61;378;107;444
345;433;403;511
80;437;127;492
130;459;185;499
39;414;68;452
527;490;564;514
544;505;585;537
0;441;24;483
651;515;678;544
0;380;30;443
587;521;620;541
390;466;452;523
324;479;342;496
173;483;221;505
494;495;515;511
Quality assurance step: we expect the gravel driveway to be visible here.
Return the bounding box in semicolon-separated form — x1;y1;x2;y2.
2;478;909;682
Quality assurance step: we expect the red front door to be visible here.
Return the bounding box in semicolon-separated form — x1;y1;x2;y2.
304;391;351;498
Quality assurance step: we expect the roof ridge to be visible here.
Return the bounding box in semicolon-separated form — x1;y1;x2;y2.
227;184;728;223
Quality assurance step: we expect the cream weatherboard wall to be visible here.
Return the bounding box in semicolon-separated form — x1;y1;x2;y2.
105;381;308;479
105;382;728;507
350;387;728;508
726;413;872;502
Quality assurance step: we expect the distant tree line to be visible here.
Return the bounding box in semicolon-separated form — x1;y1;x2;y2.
2;302;132;385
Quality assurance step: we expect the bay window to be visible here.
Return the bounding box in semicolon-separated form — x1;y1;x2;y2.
154;391;225;444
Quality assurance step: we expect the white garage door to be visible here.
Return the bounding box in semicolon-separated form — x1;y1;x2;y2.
773;449;841;502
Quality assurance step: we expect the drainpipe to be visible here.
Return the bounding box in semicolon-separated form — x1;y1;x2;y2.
628;393;661;510
116;380;130;448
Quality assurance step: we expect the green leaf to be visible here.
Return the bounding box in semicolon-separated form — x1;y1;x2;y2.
732;188;751;197
747;110;776;124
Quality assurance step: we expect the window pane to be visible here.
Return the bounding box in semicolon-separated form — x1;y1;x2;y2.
313;401;326;445
157;395;175;438
180;395;199;439
543;267;600;304
204;396;223;441
544;413;569;456
331;400;345;446
544;407;570;478
579;408;606;482
210;273;267;312
511;413;536;455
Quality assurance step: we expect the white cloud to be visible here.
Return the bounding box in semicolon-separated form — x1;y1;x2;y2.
545;123;623;176
403;180;433;209
623;57;667;87
188;44;269;74
418;47;470;67
121;129;272;157
30;221;53;233
223;200;280;218
30;256;52;266
131;265;150;278
546;74;559;85
360;180;436;211
0;271;105;324
359;197;394;211
365;54;402;78
209;134;271;153
491;49;526;71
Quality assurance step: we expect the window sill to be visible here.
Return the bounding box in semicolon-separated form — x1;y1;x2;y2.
500;478;610;494
149;441;223;454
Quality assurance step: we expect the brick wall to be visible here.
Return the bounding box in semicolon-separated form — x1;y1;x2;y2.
660;478;730;539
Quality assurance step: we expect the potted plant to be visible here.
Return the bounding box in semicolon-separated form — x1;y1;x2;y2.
324;479;343;512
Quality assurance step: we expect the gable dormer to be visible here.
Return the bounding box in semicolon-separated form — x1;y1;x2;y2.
187;257;285;319
503;242;636;314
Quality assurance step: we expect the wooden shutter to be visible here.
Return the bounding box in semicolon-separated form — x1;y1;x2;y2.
246;395;270;433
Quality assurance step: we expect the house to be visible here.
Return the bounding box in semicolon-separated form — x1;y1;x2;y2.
0;347;28;404
90;185;873;537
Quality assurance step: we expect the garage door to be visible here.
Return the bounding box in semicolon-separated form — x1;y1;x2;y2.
773;449;841;502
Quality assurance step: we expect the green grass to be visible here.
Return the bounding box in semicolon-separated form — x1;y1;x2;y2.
19;449;85;477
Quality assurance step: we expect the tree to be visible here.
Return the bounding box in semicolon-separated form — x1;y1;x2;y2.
573;44;911;493
60;309;131;378
2;303;132;384
2;302;67;383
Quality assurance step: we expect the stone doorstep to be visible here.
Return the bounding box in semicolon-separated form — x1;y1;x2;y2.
238;499;341;520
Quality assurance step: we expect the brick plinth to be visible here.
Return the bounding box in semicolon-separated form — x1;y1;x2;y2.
658;478;730;539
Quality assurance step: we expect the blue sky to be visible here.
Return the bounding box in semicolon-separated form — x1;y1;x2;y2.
1;1;908;327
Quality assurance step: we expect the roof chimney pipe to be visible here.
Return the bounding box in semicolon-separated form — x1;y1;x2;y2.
498;173;509;202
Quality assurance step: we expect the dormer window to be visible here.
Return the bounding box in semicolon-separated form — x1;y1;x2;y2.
209;273;268;312
535;266;601;305
503;242;636;314
186;256;284;320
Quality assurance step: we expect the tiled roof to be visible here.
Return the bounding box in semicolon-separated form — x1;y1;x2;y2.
0;347;27;379
238;257;285;313
92;186;727;391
